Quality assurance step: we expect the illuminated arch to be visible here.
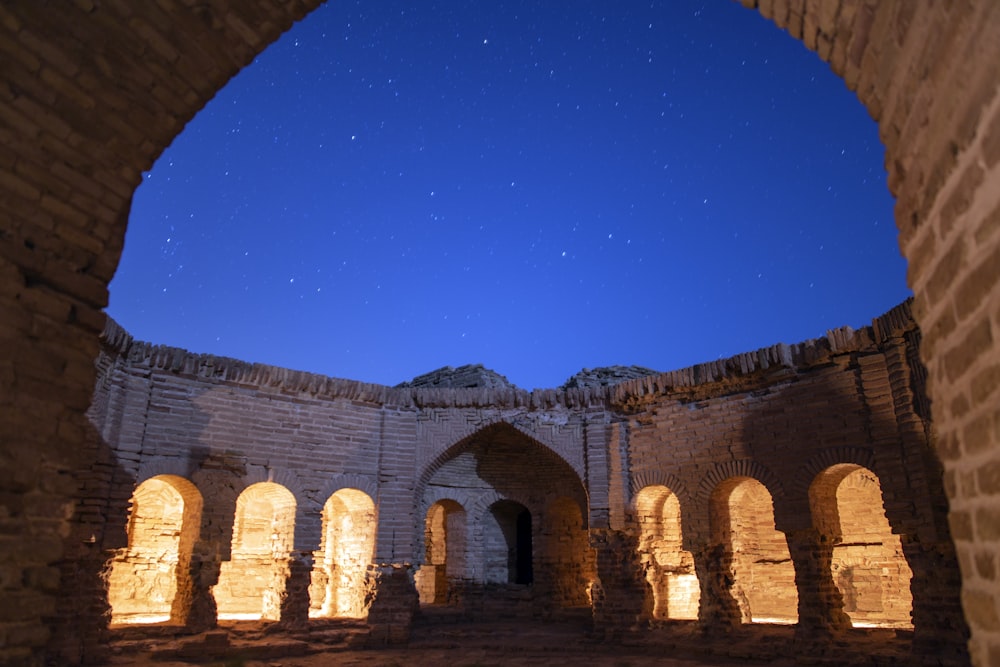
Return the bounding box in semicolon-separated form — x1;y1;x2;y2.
309;488;377;618
810;464;913;628
634;485;699;620
710;476;798;624
106;475;203;625
214;482;296;621
415;498;467;605
1;2;996;663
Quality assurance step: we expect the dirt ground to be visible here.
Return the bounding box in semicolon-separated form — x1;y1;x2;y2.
105;616;791;667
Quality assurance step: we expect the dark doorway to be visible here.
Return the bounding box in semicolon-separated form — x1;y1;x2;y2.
492;500;534;585
515;508;533;585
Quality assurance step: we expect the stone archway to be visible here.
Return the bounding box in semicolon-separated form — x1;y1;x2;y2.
809;464;914;628
106;475;203;625
2;3;1000;664
416;422;594;612
635;484;700;620
415;498;467;605
214;482;297;621
710;476;798;625
309;488;377;618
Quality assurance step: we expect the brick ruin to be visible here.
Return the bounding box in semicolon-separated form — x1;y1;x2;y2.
73;302;962;663
2;2;1000;666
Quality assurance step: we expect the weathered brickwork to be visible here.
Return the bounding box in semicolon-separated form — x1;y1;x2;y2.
1;2;999;665
75;303;965;664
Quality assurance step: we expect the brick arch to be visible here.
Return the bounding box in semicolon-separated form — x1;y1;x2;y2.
414;488;472;568
232;468;308;551
299;474;379;554
413;420;589;520
630;470;692;511
696;459;785;508
310;487;377;619
106;474;204;625
790;446;878;501
417;486;476;533
2;2;999;663
417;416;588;486
808;463;915;629
315;474;380;510
466;490;535;585
467;489;529;522
136;457;205;487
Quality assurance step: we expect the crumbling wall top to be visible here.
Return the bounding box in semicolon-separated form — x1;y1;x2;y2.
97;299;915;411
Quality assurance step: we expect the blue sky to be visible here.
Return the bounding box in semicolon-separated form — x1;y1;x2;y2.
108;0;908;390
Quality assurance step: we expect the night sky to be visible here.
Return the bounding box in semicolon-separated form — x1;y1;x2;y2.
107;0;909;391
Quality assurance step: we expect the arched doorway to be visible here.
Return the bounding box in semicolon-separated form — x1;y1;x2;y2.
486;499;533;586
309;488;377;618
417;423;591;611
416;499;467;605
106;475;203;625
214;482;297;621
810;464;913;628
635;485;699;620
711;476;798;624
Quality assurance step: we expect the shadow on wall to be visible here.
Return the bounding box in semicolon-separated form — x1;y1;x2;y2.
416;422;595;611
83;345;295;639
730;344;968;659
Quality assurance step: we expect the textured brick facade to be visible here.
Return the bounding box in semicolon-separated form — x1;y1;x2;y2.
2;1;1000;665
81;302;966;664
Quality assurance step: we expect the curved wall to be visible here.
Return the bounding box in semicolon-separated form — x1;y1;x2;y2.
83;300;967;661
1;2;999;664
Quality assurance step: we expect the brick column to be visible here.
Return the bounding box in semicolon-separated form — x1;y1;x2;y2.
784;528;850;636
365;564;419;645
181;553;220;633
904;540;971;665
589;529;647;638
278;551;313;628
693;543;741;632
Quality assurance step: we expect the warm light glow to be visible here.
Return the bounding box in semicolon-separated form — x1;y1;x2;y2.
810;465;914;628
107;475;203;625
713;477;798;624
415;499;466;605
309;488;376;618
541;497;595;608
635;485;700;620
214;482;296;621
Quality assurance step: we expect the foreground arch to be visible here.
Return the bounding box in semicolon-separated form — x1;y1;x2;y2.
214;482;297;621
106;475;203;625
3;2;1000;664
635;485;700;620
416;499;467;605
810;464;913;628
309;488;376;618
711;477;798;624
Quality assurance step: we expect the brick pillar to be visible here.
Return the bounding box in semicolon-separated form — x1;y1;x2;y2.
365;564;419;645
49;547;112;666
693;543;741;632
279;551;313;628
784;528;850;636
905;540;971;666
589;529;647;638
182;553;220;633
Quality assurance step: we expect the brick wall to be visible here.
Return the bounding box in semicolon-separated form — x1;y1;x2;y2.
2;2;999;664
79;301;968;662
